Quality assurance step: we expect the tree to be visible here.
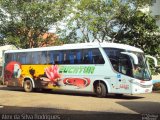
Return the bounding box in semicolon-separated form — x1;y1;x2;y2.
60;0;160;56
113;10;160;56
59;0;122;43
0;0;72;48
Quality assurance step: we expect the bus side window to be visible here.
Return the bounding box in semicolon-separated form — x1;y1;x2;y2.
105;48;133;77
32;52;39;64
69;52;74;64
5;53;12;63
58;52;63;64
88;50;93;64
92;49;105;64
110;56;119;71
53;51;63;64
25;52;32;64
63;51;69;64
16;53;20;63
19;53;26;64
76;50;82;64
118;56;132;76
82;49;90;64
38;51;42;64
41;51;48;64
111;59;119;71
12;53;17;61
54;53;59;64
49;51;54;64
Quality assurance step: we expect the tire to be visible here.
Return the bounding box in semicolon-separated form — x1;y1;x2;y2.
95;82;107;98
24;80;33;92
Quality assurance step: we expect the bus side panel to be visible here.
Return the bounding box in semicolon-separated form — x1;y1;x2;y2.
18;64;110;93
20;64;101;92
4;61;102;92
3;59;133;94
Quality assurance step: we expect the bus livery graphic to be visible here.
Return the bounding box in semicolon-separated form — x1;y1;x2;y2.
4;62;91;89
59;66;95;74
5;61;21;79
63;78;90;88
44;65;61;86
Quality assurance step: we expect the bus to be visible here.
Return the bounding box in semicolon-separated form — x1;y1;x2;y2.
2;43;153;97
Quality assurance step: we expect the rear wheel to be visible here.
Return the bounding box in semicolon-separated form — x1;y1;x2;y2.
95;82;107;98
24;80;33;92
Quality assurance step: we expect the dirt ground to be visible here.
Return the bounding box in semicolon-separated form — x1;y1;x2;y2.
0;86;160;120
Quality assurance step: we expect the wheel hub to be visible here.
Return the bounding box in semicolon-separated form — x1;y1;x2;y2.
97;86;102;94
25;82;31;89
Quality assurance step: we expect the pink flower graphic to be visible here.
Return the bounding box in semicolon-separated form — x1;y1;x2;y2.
45;65;61;84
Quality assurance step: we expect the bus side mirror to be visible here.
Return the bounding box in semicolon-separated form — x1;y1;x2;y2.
121;52;138;65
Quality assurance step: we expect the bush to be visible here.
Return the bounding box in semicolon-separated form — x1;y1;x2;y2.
153;83;160;91
148;57;160;75
0;80;3;85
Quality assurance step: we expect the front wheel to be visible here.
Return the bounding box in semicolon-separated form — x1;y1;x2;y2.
95;82;107;98
24;80;33;92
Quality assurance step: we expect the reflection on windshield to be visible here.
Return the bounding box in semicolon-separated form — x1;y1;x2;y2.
132;52;151;80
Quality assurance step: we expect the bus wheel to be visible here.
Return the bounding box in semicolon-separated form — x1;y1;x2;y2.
24;80;33;92
95;82;107;98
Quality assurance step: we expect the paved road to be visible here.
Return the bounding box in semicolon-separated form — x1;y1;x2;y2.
0;86;160;120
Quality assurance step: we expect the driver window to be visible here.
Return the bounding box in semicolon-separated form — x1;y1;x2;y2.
118;55;132;76
105;48;133;77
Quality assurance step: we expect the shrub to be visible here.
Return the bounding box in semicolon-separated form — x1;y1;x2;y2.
0;80;3;85
153;83;160;91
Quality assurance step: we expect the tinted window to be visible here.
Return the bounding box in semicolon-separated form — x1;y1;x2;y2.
5;48;105;65
18;53;27;64
5;53;12;63
92;49;104;64
49;51;54;64
65;48;104;64
104;48;133;76
48;48;104;65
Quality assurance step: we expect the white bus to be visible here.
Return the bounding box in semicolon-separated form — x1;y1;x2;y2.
2;43;153;97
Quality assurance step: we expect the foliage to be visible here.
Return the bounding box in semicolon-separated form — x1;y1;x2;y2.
153;83;160;91
60;0;122;43
148;58;160;75
0;0;72;48
59;0;160;57
0;0;159;63
114;10;160;56
0;79;3;85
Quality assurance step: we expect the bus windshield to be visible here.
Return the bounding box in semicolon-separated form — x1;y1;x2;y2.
104;48;151;81
131;52;151;81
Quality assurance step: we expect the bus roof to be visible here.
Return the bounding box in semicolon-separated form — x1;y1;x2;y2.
4;42;143;53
